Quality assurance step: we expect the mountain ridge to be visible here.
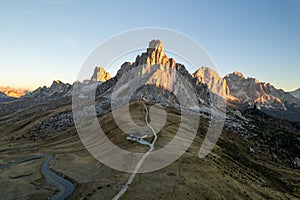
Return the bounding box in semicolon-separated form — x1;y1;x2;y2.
0;86;30;98
3;40;299;122
290;88;300;100
224;71;300;110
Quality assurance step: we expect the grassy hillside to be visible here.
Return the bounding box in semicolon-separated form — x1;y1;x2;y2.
0;101;299;199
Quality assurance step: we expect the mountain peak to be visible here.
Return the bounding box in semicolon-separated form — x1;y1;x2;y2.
50;80;65;89
107;39;212;105
148;39;164;52
91;66;111;82
193;66;230;96
54;80;62;84
224;72;300;110
134;39;172;68
232;71;245;78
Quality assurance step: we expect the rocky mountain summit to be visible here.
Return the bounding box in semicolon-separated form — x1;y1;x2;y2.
91;66;111;82
91;39;211;112
224;71;300;110
192;66;230;97
25;67;111;101
132;39;210;104
28;80;73;100
190;67;300;116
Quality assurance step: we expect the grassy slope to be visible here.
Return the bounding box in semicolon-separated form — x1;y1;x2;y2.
0;101;299;199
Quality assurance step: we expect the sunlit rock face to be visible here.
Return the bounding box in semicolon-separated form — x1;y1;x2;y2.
192;66;230;97
135;40;210;104
91;66;111;82
224;72;300;110
98;39;210;108
134;40;177;91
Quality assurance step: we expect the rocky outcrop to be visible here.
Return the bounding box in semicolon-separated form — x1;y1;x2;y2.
192;66;230;97
28;80;72;100
29;112;74;139
224;71;300;110
91;67;111;82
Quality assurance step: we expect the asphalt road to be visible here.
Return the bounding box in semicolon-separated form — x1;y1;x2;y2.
0;154;75;200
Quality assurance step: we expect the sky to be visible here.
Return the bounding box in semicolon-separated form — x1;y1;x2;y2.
0;0;299;91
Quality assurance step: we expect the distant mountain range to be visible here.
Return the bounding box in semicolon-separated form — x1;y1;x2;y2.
1;39;299;121
0;86;29;98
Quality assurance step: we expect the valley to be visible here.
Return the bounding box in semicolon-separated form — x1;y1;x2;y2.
0;99;299;199
0;40;299;199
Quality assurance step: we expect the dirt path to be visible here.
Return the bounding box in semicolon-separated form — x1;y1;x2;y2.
113;102;157;200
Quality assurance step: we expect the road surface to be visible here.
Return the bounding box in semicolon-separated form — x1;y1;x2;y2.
0;154;75;200
113;102;157;200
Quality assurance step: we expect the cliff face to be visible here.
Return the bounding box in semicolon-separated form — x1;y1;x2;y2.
224;72;300;110
91;67;111;82
102;39;210;106
135;40;177;91
192;66;230;97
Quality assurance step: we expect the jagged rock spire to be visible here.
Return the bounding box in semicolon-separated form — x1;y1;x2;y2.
134;39;175;68
91;66;111;82
148;39;164;51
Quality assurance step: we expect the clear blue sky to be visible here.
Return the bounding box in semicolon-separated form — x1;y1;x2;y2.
0;0;299;91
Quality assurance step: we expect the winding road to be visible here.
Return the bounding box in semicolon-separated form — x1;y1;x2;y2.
0;154;75;200
113;102;157;200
